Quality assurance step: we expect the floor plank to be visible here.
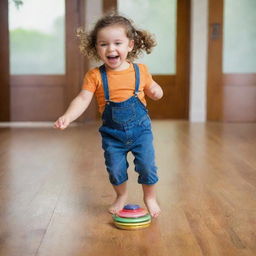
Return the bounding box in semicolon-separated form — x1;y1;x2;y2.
0;121;255;256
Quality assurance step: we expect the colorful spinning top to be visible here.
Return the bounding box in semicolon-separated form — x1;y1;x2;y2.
113;204;151;230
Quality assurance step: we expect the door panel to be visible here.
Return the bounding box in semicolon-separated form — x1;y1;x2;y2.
9;0;65;121
208;0;256;122
118;0;190;119
9;0;65;75
10;75;65;121
8;0;86;121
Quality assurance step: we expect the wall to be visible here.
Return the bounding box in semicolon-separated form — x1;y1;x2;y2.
189;0;208;122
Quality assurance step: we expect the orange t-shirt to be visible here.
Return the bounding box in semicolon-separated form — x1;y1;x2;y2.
82;63;153;114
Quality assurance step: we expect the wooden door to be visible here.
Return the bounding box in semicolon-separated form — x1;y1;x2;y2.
0;0;10;121
208;0;256;122
117;0;190;119
7;0;88;121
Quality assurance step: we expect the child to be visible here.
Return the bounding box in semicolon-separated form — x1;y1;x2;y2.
54;13;163;218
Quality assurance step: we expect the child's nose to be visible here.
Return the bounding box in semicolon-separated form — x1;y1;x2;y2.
108;44;115;51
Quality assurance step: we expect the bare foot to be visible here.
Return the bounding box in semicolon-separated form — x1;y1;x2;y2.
144;197;161;218
108;194;127;214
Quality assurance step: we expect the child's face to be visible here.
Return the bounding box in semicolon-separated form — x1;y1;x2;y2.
96;25;134;71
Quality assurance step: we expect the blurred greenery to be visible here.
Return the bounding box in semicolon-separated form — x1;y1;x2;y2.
12;0;23;9
10;16;65;74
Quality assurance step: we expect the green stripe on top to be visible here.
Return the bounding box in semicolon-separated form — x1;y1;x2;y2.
112;213;151;223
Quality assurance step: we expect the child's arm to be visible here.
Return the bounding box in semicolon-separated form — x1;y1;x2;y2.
54;90;93;130
144;81;163;101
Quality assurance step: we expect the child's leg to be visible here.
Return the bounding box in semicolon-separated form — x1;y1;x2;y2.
99;130;129;214
131;126;160;217
109;181;128;214
142;184;161;218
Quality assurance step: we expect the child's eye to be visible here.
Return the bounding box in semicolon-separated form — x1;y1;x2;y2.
100;43;107;47
115;42;122;46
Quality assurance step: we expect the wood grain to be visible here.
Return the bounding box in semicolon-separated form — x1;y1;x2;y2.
0;121;255;256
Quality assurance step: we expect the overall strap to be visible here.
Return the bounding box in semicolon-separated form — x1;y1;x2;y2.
99;65;110;101
133;63;140;96
99;63;140;101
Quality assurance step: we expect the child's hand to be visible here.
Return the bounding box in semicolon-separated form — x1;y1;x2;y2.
145;81;163;101
151;89;163;100
54;115;71;130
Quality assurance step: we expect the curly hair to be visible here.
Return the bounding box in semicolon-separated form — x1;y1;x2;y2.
76;13;157;61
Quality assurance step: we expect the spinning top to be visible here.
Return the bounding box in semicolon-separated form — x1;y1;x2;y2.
113;204;151;230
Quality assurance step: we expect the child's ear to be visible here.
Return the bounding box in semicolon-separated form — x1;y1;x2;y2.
128;40;134;52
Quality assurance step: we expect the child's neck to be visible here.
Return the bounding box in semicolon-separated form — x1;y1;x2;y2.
105;61;130;71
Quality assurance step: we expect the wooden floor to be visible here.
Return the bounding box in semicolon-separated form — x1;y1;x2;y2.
0;121;255;256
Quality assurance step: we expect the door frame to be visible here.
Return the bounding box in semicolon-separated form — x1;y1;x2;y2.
207;0;224;121
0;0;88;121
66;0;87;108
207;0;256;122
1;0;191;121
0;0;10;121
147;0;191;119
106;0;191;119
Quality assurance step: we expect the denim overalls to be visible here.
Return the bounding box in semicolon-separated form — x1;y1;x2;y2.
99;63;158;186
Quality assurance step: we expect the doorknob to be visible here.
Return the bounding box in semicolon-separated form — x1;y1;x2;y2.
210;23;222;40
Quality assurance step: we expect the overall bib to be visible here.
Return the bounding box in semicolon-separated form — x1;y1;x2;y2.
99;64;158;186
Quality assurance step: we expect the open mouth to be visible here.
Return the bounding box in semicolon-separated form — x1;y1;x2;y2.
107;55;119;60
